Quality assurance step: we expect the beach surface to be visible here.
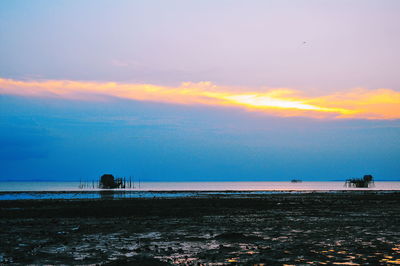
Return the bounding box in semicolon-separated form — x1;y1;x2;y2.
1;192;400;265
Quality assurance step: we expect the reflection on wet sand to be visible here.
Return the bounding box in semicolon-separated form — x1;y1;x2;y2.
100;190;115;200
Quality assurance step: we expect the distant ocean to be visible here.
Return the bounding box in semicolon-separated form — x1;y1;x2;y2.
0;181;399;200
1;181;400;192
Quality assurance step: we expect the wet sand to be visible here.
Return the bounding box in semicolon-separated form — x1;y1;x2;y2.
1;192;400;265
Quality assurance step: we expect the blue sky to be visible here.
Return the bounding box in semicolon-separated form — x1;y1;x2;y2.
1;0;399;181
1;95;399;181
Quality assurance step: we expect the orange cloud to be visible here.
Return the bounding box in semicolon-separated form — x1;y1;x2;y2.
1;78;399;119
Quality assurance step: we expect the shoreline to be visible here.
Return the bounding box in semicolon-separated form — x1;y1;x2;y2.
1;190;399;201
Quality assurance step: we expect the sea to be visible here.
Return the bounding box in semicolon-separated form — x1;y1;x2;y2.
0;181;399;200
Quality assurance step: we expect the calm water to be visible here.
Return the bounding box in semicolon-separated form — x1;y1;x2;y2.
0;181;399;200
1;181;400;192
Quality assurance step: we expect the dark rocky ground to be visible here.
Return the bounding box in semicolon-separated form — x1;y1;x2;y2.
0;192;399;265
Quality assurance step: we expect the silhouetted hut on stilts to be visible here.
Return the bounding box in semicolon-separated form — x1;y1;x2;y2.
345;175;374;188
99;174;124;189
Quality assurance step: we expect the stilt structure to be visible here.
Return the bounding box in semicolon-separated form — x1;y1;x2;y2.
345;175;374;188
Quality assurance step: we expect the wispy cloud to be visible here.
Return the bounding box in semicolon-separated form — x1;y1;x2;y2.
1;78;399;119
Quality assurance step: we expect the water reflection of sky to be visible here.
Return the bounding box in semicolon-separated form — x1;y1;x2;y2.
0;191;198;200
0;189;398;200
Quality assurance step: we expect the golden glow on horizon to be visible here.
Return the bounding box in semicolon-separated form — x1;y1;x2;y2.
0;78;399;119
221;93;355;115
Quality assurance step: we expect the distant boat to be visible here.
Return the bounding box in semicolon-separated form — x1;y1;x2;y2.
291;179;302;183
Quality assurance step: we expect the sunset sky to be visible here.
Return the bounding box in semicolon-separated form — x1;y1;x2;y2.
1;0;399;181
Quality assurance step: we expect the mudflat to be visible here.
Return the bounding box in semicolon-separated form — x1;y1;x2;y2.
1;192;399;265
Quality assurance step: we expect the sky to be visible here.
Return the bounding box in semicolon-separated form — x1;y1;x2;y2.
1;0;399;181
